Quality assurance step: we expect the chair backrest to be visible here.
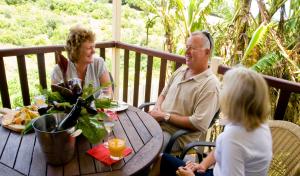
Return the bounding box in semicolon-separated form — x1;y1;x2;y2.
268;120;300;176
209;109;220;128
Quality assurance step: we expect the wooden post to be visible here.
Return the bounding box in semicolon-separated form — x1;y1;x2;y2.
211;57;223;75
112;0;121;99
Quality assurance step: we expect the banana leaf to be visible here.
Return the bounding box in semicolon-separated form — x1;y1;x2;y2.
242;23;271;61
251;52;283;72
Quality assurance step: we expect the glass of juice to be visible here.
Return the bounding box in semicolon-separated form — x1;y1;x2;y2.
108;138;126;160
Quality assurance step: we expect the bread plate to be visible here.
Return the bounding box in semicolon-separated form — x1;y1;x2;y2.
0;106;39;133
108;101;129;112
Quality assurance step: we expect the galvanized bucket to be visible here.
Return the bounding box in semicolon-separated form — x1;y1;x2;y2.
32;113;76;165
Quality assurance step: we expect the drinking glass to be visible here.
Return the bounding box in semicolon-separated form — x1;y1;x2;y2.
108;137;126;160
104;120;115;136
34;95;47;108
98;88;113;107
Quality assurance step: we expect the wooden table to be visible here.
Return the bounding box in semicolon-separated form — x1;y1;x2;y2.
0;106;163;176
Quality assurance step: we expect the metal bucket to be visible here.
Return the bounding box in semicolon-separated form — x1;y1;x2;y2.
32;113;76;165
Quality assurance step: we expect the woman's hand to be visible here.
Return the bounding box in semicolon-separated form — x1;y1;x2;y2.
184;161;207;173
176;166;195;176
194;163;207;173
184;161;197;172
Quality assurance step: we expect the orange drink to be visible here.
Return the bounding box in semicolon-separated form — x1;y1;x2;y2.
108;138;126;160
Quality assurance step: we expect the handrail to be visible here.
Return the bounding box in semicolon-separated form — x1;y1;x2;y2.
0;42;115;57
218;65;300;120
0;42;300;121
218;65;300;93
116;42;186;63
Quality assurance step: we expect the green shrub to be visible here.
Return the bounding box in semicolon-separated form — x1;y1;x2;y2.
0;0;165;108
5;0;25;5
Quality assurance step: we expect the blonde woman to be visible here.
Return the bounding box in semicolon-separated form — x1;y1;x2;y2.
160;67;272;176
51;25;112;97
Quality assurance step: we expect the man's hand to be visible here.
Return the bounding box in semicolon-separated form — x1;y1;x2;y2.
176;166;195;176
153;105;162;112
148;109;165;122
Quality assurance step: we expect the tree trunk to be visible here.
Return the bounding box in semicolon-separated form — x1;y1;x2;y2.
232;0;252;65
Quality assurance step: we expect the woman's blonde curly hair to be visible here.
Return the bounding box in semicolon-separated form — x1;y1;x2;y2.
65;25;95;63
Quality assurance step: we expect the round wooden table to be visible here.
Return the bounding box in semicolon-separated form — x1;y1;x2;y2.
0;105;163;176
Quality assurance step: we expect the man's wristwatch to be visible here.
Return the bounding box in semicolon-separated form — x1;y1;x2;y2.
164;113;171;122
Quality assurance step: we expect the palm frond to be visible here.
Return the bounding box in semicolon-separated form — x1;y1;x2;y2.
189;0;212;30
175;0;188;36
143;0;159;14
251;52;283;72
242;22;272;61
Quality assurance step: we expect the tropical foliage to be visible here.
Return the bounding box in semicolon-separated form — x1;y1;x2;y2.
131;0;299;124
0;0;299;124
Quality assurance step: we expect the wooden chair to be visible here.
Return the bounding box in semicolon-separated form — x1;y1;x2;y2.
179;120;300;176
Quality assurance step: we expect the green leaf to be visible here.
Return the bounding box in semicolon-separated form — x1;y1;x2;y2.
22;120;34;135
251;52;283;72
93;112;108;121
242;23;271;61
81;82;111;100
77;115;107;144
40;89;64;103
94;99;118;109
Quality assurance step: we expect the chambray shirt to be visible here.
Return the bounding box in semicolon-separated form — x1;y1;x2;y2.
160;66;220;148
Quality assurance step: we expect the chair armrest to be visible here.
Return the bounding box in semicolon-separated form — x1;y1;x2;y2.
179;141;216;160
138;102;156;110
164;129;190;154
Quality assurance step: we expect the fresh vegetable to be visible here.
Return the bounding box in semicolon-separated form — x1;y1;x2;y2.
51;84;73;98
76;110;107;144
34;82;114;144
95;99;118;109
57;98;84;131
22;120;34;134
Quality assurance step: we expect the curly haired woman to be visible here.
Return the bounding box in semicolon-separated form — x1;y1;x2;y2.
51;25;112;97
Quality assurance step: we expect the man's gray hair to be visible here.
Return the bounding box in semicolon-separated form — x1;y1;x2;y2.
191;31;214;53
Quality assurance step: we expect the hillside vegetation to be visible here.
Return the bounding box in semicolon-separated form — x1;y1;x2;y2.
0;0;164;48
0;0;165;108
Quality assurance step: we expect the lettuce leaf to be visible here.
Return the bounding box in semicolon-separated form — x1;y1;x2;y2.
76;112;107;144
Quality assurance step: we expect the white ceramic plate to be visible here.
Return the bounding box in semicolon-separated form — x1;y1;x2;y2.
108;101;128;112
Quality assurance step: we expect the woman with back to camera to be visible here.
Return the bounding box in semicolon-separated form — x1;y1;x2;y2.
51;25;112;97
159;67;273;176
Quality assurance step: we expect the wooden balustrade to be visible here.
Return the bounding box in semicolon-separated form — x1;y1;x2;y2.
218;65;300;120
0;41;300;121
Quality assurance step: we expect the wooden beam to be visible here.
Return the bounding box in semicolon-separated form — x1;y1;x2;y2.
112;0;121;99
0;57;11;108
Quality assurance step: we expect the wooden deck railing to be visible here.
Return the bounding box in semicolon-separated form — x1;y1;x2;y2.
0;41;300;121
